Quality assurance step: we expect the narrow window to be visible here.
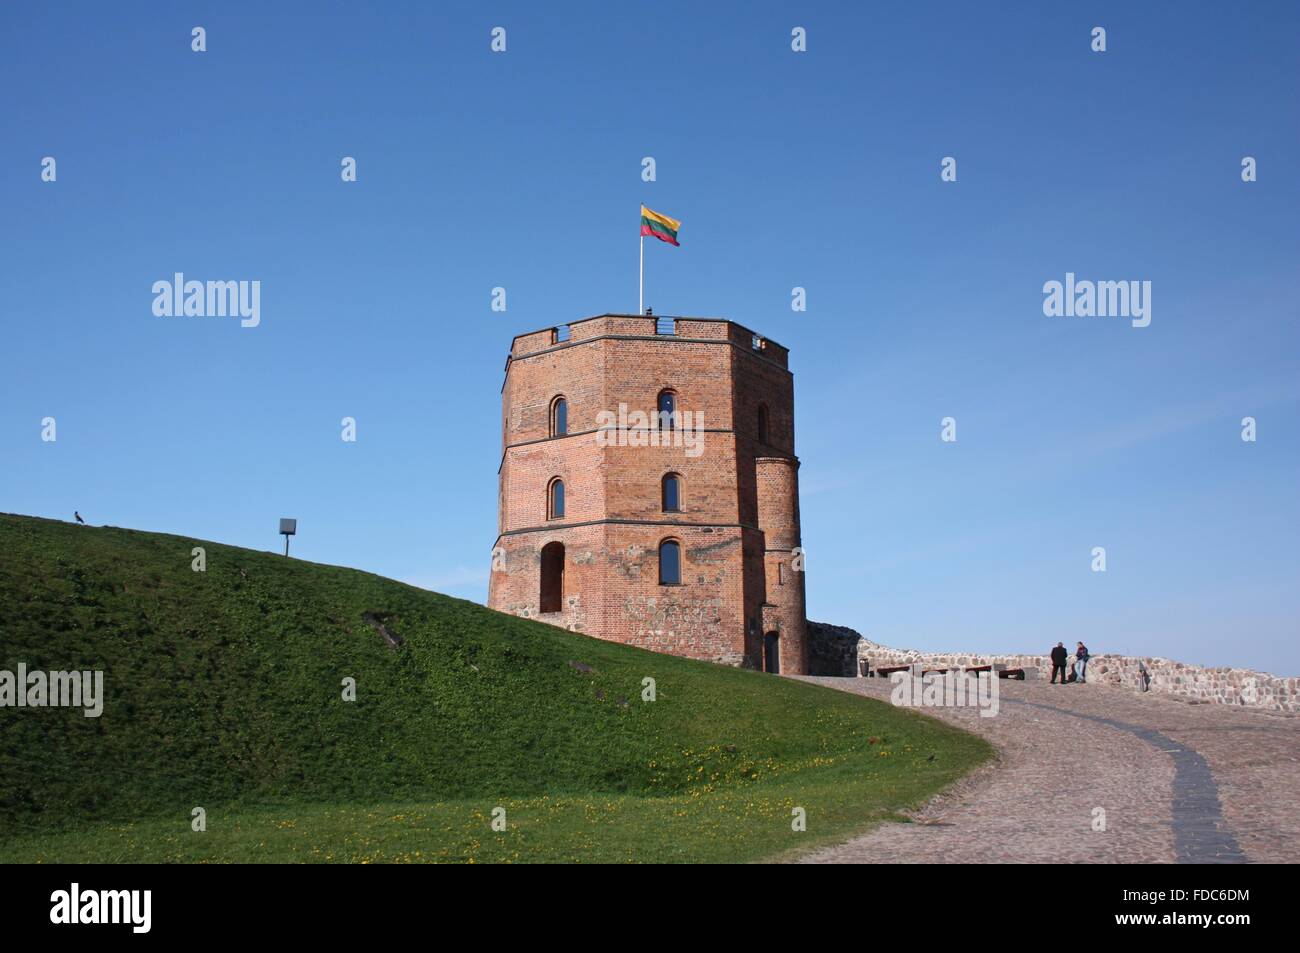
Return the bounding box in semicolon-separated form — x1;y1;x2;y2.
551;396;567;437
658;539;681;585
758;404;770;444
540;542;564;613
778;562;785;585
548;478;565;519
657;389;677;430
661;473;681;512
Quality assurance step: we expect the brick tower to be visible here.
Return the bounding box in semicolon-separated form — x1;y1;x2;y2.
488;314;807;675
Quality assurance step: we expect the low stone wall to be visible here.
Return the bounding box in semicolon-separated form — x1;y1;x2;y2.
807;620;860;677
857;646;1298;714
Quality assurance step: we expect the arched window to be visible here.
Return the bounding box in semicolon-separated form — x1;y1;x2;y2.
657;389;677;431
757;404;770;444
550;396;567;437
540;541;564;613
658;539;681;585
661;473;681;512
548;478;565;519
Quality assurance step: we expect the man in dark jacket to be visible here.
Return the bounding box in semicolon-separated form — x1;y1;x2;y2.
1050;642;1068;684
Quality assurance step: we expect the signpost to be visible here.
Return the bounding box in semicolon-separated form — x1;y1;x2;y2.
279;518;297;557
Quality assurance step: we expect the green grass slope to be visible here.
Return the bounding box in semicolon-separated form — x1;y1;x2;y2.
0;513;992;862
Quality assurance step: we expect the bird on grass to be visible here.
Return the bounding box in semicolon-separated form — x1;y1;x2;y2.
74;511;85;525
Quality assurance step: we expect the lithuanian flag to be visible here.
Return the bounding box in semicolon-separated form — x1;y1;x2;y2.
640;205;681;246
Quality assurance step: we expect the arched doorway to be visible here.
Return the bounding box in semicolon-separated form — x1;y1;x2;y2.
764;631;780;674
540;542;564;613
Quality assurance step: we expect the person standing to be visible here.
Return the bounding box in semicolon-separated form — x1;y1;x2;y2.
1050;642;1068;684
1075;642;1091;684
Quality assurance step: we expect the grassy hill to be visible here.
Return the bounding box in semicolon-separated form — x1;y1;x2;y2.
0;513;992;862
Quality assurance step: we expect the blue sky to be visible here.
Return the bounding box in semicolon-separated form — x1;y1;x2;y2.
3;2;1297;674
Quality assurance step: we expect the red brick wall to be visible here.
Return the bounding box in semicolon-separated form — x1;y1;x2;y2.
490;314;807;674
757;457;807;673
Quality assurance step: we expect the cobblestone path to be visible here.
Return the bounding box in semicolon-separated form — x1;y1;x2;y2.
795;676;1299;864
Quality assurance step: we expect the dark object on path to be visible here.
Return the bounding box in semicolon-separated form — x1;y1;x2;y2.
1066;670;1077;683
74;511;85;524
1014;697;1246;863
999;668;1026;680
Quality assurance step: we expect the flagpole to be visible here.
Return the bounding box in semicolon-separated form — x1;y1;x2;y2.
638;233;644;315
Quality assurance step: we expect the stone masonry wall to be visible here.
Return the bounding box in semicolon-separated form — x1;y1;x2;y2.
807;621;860;677
857;643;1299;714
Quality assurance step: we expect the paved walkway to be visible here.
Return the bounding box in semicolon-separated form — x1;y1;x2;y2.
796;675;1300;864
